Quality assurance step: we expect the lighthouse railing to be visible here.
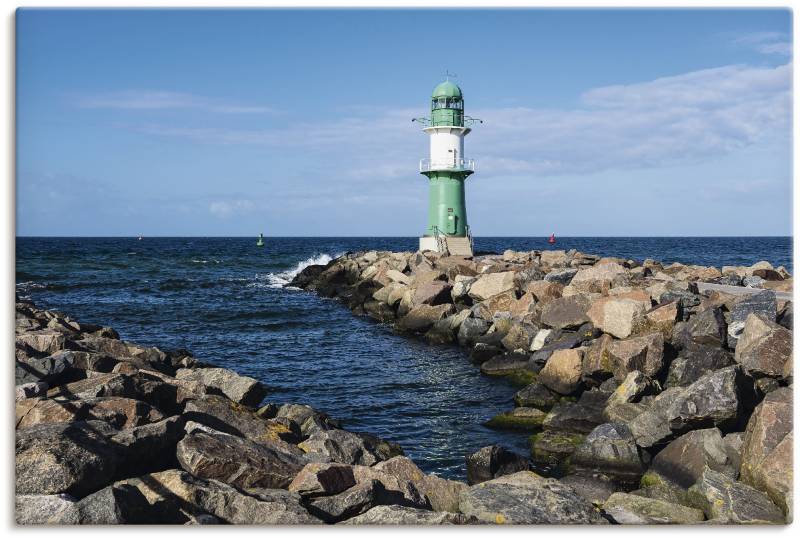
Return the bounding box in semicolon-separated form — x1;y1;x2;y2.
419;158;475;173
431;226;449;255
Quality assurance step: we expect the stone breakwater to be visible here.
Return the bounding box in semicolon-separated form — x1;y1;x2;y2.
290;248;794;524
16;298;607;525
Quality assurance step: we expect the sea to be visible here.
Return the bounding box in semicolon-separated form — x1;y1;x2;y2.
15;236;792;480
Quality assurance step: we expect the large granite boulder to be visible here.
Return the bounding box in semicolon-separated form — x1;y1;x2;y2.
298;428;399;466
15;420;122;497
570;423;647;483
734;313;792;381
602;492;705;524
176;427;308;490
587;297;648;339
412;280;453;306
465;445;530;485
569;263;626;294
682;307;727;348
606;333;664;381
540;295;592;330
457;317;490;346
687;468;785;524
629;367;743;448
98;469;320;524
342;505;472;525
727;290;777;347
468;272;516;302
288;462;356;497
538;348;583;395
16;396;165;430
647;428;736;489
16;494;80;524
374;456;467;513
397;304;455;332
739;387;793;517
458;471;607;524
665;345;735;388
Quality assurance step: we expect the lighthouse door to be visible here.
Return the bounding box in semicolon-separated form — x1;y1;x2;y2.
447;213;457;234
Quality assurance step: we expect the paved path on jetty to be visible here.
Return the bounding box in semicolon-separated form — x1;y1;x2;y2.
696;282;793;301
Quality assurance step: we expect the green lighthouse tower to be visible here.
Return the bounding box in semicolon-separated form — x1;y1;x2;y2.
415;78;480;256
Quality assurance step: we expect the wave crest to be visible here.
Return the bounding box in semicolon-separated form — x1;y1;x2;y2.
261;253;336;289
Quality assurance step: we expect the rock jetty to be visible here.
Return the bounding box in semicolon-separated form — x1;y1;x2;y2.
290;248;793;524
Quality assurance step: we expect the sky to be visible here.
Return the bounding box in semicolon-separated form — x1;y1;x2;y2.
16;8;793;236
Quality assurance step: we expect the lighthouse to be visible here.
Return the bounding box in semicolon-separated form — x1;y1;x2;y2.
414;78;480;257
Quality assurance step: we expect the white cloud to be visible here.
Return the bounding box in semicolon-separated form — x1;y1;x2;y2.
76;90;277;114
209;199;255;218
124;62;791;180
734;32;792;56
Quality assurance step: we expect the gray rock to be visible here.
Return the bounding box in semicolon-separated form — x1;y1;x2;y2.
107;469;321;524
15;420;121;497
544;268;578;285
665;345;735;388
684;307;726;347
397;304;455;332
288;462;356;497
16;396;165;430
648;428;736;488
688;468;784;524
306;478;426;523
177;428;308;490
727;290;777;347
465;445;530;485
479;351;531;377
739;387;792;517
468;342;502;364
175;367;267;407
341;505;473;525
15;381;48;401
630;367;742;448
558;473;615;504
514;382;561;410
734;313;792;380
742;275;765;288
373;456;467;513
570;423;647;483
458;471;607;524
16;494;80;524
298;428;396;466
602;492;705;524
457;317;490;347
540;295;592;330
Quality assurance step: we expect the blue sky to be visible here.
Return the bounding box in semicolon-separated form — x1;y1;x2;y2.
16;8;792;236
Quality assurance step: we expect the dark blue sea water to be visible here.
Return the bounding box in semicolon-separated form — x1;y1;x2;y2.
15;236;792;480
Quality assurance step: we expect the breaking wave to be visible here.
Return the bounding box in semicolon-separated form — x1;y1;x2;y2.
260;253;337;289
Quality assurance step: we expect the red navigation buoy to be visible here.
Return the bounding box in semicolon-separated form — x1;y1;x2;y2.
548;233;556;245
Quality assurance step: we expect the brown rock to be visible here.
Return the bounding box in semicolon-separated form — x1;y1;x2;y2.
538;349;583;395
734;313;792;380
606;333;665;381
540;294;592;330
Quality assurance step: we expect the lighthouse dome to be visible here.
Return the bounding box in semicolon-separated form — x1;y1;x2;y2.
432;80;463;99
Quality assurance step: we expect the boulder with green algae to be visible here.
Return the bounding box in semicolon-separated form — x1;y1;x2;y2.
648;428;736;489
513;381;562;410
569;423;647;483
602;492;705;524
529;431;585;464
485;407;547;431
687;468;785;524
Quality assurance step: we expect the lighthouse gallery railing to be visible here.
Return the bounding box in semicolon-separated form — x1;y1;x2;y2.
419;158;475;173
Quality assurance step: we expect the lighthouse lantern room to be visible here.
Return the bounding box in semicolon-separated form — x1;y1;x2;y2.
414;78;480;257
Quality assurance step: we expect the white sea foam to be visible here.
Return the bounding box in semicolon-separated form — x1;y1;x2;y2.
260;252;338;289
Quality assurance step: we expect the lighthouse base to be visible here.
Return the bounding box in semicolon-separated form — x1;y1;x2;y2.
419;235;474;257
419;236;441;253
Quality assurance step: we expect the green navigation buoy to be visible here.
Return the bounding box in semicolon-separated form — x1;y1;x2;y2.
256;233;265;247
